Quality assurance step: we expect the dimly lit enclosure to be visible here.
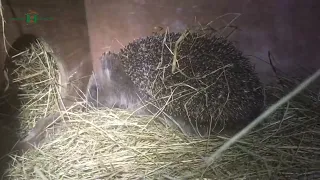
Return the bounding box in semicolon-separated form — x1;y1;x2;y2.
0;0;319;179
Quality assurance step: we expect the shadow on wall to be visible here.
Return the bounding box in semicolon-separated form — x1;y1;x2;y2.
0;34;38;179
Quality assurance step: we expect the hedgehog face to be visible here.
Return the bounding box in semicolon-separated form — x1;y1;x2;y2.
86;53;146;113
100;52;128;83
87;72;133;109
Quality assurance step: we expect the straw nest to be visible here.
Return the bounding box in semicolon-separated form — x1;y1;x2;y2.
2;41;319;180
6;39;62;138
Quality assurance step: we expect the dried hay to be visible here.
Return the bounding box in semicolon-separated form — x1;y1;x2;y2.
0;2;319;179
8;39;62;138
2;40;320;180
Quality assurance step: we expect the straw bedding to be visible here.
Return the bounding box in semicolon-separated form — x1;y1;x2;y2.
2;39;319;180
0;3;319;179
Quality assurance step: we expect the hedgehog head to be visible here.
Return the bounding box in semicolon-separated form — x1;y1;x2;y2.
86;52;142;110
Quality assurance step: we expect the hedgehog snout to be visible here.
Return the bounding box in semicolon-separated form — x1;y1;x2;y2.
87;82;102;107
103;68;112;82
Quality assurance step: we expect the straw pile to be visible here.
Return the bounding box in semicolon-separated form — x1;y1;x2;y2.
0;3;319;178
2;42;319;180
8;39;62;138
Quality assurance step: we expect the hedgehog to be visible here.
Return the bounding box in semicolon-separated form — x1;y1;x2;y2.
88;32;264;137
